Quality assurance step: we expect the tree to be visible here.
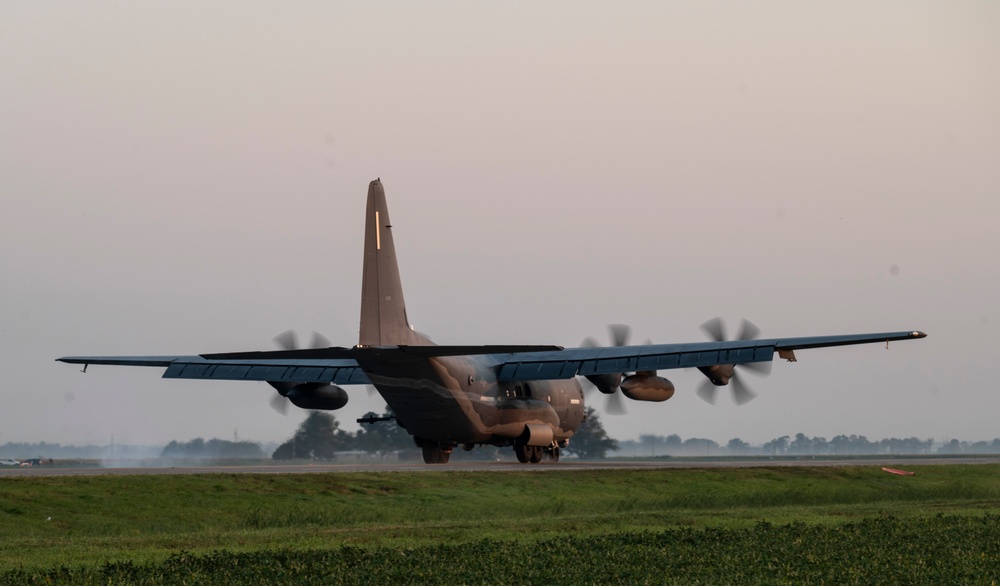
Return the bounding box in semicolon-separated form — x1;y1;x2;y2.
564;407;619;460
830;434;851;455
880;437;933;455
161;438;264;459
638;434;662;457
727;438;750;454
788;433;829;455
762;435;789;455
354;408;414;455
681;437;719;456
847;435;878;455
939;439;965;455
272;412;344;460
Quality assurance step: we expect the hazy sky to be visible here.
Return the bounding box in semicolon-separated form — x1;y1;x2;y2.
2;2;998;448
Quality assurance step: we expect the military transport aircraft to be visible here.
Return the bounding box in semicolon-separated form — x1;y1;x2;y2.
59;179;926;464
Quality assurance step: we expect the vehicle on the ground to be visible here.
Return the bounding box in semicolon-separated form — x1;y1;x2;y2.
0;459;20;466
58;179;927;465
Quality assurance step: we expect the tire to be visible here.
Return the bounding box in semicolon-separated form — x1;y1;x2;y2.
529;445;543;464
422;445;449;464
515;443;530;463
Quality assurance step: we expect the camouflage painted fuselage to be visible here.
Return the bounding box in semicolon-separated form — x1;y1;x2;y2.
357;352;585;447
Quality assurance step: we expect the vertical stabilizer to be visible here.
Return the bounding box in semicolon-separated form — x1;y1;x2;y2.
359;179;429;346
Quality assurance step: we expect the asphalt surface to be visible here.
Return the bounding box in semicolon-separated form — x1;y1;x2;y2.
2;456;998;477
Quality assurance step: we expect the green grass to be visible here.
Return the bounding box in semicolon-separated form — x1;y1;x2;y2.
1;465;998;574
5;516;1000;585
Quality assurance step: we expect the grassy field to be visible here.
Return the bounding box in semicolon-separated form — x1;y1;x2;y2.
1;464;998;582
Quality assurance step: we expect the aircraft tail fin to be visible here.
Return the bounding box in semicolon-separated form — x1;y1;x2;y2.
359;179;431;346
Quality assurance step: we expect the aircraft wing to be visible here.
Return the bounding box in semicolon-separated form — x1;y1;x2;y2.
495;330;926;382
55;345;563;384
57;331;924;385
56;355;371;385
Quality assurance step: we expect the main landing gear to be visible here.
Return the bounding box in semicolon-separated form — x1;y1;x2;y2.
421;444;452;464
418;439;560;465
514;442;559;464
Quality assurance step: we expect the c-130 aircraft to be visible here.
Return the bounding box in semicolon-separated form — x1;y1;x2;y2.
59;179;926;464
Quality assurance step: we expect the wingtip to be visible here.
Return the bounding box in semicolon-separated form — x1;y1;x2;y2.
911;331;927;339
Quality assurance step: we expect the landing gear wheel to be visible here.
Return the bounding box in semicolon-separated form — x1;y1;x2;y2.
514;443;530;463
547;447;560;462
529;445;543;464
422;445;451;464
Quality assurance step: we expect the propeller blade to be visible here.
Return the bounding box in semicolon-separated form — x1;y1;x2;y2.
269;393;289;415
310;331;331;349
609;324;631;347
736;319;761;341
273;330;299;351
605;390;627;415
701;318;726;342
696;380;718;405
270;332;304;414
730;372;757;405
581;375;606;397
698;318;770;405
581;324;636;415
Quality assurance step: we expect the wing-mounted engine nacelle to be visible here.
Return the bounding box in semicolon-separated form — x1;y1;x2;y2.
285;383;349;410
697;364;735;386
584;373;623;395
620;373;675;402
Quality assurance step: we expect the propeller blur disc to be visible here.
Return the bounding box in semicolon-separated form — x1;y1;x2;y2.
273;330;298;351
580;323;636;415
697;318;769;406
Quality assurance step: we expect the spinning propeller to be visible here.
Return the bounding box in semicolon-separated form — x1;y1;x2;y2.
580;324;637;416
695;318;772;406
268;330;331;415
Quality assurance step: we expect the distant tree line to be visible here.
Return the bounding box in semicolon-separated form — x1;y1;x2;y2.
0;442;162;460
160;438;265;459
615;433;1000;457
272;409;415;460
0;406;623;462
5;426;999;463
271;406;621;461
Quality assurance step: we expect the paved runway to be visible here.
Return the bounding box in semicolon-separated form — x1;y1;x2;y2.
2;456;998;477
